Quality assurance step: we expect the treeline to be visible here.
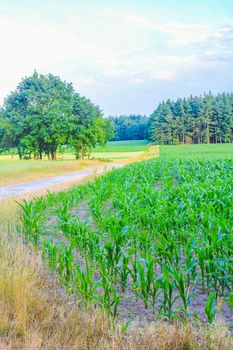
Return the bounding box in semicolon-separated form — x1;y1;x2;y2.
1;74;232;156
108;115;148;141
0;71;114;160
148;92;233;145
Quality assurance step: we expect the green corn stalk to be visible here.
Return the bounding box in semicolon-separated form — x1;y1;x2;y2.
205;292;217;324
74;259;98;306
17;199;42;248
57;242;75;287
150;277;160;314
158;267;178;322
55;201;71;231
119;252;130;292
227;292;233;311
169;266;197;321
129;254;139;301
41;239;58;272
137;257;155;309
196;247;206;293
98;259;121;318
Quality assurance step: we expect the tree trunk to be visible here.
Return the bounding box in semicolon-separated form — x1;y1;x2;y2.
88;145;92;160
18;148;22;160
51;146;57;160
81;143;85;160
206;125;210;144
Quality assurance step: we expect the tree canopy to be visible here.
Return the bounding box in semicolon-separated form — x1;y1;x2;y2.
108;115;149;141
0;71;110;159
148;92;233;145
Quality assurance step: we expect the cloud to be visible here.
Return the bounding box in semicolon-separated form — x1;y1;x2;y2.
0;2;232;114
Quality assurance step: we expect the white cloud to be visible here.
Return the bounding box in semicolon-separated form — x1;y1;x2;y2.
0;3;232;113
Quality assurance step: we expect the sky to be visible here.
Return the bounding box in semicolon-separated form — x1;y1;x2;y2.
0;0;233;116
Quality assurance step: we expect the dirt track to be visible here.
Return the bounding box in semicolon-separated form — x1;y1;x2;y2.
0;164;123;200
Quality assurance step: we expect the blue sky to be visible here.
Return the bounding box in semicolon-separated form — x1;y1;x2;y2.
0;0;232;115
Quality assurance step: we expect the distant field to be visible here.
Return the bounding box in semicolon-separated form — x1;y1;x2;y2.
93;140;151;153
161;143;233;159
91;140;151;160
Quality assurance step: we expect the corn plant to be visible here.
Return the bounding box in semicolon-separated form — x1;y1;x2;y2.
17;199;42;247
150;277;160;314
57;242;75;287
74;259;98;306
205;292;217;324
118;252;130;292
136;257;155;309
41;239;58;272
168;266;197;321
98;258;121;318
158;267;178;322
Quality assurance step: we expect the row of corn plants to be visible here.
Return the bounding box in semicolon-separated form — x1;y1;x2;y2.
18;158;233;325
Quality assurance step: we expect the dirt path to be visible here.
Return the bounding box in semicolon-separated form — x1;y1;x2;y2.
0;163;123;200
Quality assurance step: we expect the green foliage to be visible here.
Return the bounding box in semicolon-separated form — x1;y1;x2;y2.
149;92;233;145
0;71;110;160
107;114;149;141
205;293;217;324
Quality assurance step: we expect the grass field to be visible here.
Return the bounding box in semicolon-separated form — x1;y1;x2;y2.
161;143;233;159
93;140;151;152
92;140;151;160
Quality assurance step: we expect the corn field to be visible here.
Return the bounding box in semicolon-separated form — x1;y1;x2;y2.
18;159;233;326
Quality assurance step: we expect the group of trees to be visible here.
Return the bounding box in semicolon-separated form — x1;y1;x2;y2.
148;92;233;145
1;72;232;157
108;114;149;141
0;71;114;160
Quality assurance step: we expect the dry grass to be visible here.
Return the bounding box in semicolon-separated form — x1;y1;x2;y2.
0;157;106;186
